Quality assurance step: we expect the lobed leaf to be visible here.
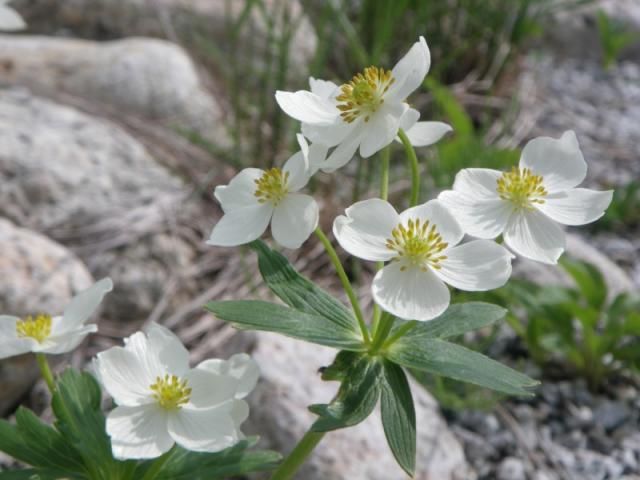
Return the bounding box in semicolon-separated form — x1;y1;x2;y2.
249;240;361;334
380;360;416;477
206;300;365;351
387;337;539;396
310;354;382;432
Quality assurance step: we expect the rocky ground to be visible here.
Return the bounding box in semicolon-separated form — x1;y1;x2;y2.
1;1;639;479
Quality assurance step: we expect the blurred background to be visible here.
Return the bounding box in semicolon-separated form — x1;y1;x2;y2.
1;0;639;479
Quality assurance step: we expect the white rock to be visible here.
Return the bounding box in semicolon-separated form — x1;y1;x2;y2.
11;0;316;72
245;332;474;480
0;218;93;415
0;88;197;320
0;35;228;145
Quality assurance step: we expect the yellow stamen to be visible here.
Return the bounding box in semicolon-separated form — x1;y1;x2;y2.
336;66;395;123
496;167;548;210
16;314;52;343
254;168;290;206
386;219;448;271
150;374;192;410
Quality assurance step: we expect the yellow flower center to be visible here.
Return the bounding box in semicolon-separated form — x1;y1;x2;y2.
16;314;52;343
150;374;192;410
496;167;548;209
254;168;290;206
386;219;448;271
336;66;395;123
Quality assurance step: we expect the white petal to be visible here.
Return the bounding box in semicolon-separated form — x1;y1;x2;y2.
434;240;512;291
228;399;250;427
438;191;512;239
302;119;353;147
404;121;452;147
207;204;273;247
214;168;263;212
504;209;565;264
399;199;464;246
387;36;431;102
333;198;399;262
59;278;113;332
0;6;26;31
308;77;339;100
307;142;329;175
168;407;238;453
520;131;587;193
146;324;190;376
96;346;156;406
321;125;363;171
275;90;338;125
372;262;450;321
184;368;237;408
39;324;97;354
451;168;502;199
271;194;318;249
0;315;34;360
535;188;613;226
283;151;311;191
198;354;260;399
399;107;420;132
107;404;173;460
359;105;403;158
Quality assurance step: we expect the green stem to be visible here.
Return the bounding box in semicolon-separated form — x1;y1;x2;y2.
370;312;395;353
36;353;55;393
314;227;371;345
270;430;325;480
142;449;173;480
381;320;418;350
398;128;420;206
372;147;391;336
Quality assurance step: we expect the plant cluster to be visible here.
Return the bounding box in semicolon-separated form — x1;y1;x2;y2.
0;9;615;480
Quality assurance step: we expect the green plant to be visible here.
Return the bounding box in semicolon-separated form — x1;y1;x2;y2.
0;370;280;479
493;258;640;390
596;10;639;69
590;180;640;232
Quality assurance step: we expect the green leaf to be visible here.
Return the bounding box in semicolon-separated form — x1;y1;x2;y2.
206;300;365;351
387;338;538;396
52;369;136;479
392;302;506;339
139;438;281;480
380;360;416;477
319;350;361;381
310;354;381;431
0;410;85;478
249;240;360;333
560;257;607;309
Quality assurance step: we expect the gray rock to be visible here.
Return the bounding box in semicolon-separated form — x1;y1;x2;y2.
496;457;526;480
11;0;316;72
245;332;474;480
0;35;228;145
0;218;93;415
593;401;630;432
0;88;197;321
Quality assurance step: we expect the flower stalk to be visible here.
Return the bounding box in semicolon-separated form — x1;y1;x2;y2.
398;128;420;206
314;227;371;345
36;353;55;393
270;430;325;480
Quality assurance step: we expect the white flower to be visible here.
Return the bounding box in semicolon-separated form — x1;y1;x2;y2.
96;323;258;460
207;135;320;249
0;1;26;31
438;131;613;264
275;37;452;172
333;199;512;321
0;278;112;360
